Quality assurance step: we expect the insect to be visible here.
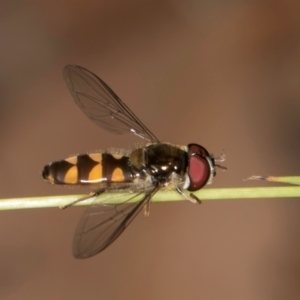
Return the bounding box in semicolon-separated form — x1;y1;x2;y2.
42;65;226;259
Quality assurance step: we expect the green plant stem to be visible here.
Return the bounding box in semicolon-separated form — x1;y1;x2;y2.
246;176;300;186
1;186;300;211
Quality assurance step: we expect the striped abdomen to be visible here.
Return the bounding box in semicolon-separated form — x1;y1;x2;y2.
42;153;133;185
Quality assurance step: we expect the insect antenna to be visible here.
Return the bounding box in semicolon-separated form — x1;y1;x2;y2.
214;152;227;171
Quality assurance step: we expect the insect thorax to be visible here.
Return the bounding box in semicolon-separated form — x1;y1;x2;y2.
130;143;188;186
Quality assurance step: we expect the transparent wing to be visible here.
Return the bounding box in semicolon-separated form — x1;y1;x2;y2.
73;186;159;259
63;65;159;143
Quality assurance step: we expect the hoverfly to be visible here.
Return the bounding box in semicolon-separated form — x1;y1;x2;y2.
42;65;226;259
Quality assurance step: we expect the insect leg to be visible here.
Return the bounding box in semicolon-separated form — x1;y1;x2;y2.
176;186;201;204
60;189;105;209
144;201;150;217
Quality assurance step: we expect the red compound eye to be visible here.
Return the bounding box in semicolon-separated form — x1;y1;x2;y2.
187;144;211;191
188;143;210;157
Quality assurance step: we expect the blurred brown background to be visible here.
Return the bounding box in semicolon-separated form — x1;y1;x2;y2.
1;1;300;299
